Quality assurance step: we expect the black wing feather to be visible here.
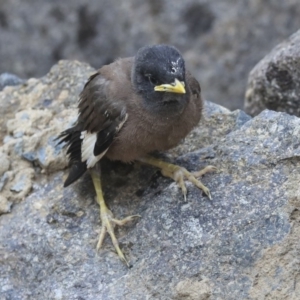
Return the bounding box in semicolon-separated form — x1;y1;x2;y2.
94;125;115;156
57;72;127;187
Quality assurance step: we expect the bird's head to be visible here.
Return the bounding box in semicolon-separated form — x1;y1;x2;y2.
132;44;189;116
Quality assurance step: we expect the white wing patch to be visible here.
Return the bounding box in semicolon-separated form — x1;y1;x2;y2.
79;113;128;169
80;131;107;168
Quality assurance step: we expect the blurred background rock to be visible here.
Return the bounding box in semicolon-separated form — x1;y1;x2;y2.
1;0;300;110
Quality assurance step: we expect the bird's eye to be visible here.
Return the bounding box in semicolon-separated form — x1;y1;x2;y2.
149;76;159;85
171;67;176;74
146;75;159;85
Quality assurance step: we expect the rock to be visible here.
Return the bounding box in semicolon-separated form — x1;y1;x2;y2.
174;278;211;300
1;60;300;299
0;173;8;192
0;73;24;91
6;109;53;137
0;60;94;142
0;153;10;176
1;1;300;110
0;60;94;202
245;29;300;116
9;168;34;199
0;195;12;214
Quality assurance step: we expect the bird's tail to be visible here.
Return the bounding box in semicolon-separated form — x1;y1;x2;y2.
56;126;87;187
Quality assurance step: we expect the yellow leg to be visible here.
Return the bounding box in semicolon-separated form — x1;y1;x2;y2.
90;168;140;267
138;156;216;201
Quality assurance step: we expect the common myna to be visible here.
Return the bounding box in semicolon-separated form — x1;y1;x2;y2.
58;44;216;266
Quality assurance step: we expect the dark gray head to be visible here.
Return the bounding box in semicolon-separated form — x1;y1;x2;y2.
132;44;189;116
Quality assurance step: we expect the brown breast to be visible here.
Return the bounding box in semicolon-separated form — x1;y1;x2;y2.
104;62;203;162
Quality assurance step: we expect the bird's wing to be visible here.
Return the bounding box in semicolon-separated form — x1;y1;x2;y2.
186;71;201;97
57;71;128;187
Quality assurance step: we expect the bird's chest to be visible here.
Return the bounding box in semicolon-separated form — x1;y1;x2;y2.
106;112;193;162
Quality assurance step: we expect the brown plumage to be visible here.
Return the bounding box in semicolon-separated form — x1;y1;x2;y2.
57;45;214;266
58;45;202;186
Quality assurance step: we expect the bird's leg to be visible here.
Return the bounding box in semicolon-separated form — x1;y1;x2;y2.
138;156;216;201
90;167;140;267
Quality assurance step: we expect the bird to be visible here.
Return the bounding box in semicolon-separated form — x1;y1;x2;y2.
57;44;216;266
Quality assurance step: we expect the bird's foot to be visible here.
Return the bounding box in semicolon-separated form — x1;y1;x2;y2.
90;167;140;266
97;205;140;266
161;164;216;201
139;156;216;201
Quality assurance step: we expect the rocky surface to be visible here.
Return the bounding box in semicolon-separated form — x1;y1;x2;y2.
0;60;94;207
245;29;300;117
1;60;300;299
0;73;24;91
1;0;300;110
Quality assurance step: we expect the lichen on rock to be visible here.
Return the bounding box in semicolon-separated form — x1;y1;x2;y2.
0;60;94;203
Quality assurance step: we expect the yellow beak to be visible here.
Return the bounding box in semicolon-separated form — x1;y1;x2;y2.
154;78;186;94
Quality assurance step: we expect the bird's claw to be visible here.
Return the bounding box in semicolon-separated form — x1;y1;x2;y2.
97;208;140;267
163;164;216;201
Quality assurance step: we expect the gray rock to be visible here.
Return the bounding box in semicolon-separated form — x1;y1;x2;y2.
0;173;8;192
0;153;9;176
1;1;300;110
0;73;24;91
10;173;29;193
1;60;300;299
245;29;300;116
8;168;35;200
22;151;36;162
0;195;12;214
